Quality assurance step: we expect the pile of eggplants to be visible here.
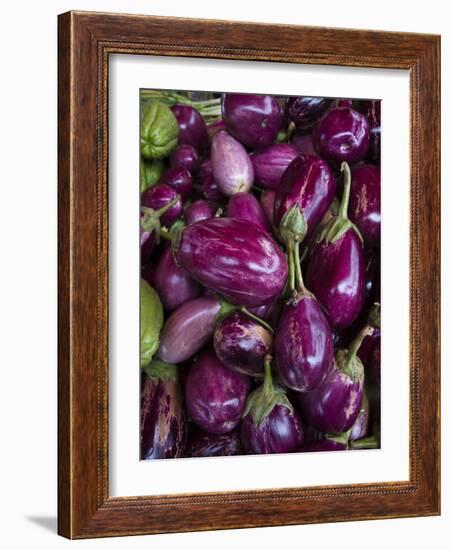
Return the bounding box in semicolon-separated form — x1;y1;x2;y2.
139;90;381;459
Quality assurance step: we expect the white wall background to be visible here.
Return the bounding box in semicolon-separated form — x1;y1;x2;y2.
0;0;449;548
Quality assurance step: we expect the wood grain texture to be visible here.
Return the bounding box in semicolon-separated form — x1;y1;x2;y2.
57;10;440;539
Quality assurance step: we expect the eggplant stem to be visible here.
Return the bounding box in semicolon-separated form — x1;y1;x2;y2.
338;162;352;219
153;196;180;218
263;355;274;396
293;240;306;293
350;436;379;450
287;242;296;292
240;307;274;335
347;325;375;361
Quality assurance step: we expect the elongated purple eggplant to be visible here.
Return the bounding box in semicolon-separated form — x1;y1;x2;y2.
213;312;273;377
185;349;251;434
211;130;254;196
158;296;235;364
226;192;270;232
175;217;288;307
241;356;304;454
306;162;365;328
349;390;369;441
141;183;182;226
286;96;332;133
169;144;200;174
159;166;193;199
251;143;299;191
154;246;202;312
298;326;372;433
312;106;370;164
260;190;276;227
348;164;381;245
140;360;187;459
184;200;216;225
185;427;242;457
222;93;283;148
171;104;209;152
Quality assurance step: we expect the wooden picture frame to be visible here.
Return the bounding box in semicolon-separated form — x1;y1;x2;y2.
58;10;440;539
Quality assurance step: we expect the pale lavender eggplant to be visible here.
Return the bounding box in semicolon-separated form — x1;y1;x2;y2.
140;361;186;459
211;131;254;196
286;96;332;133
184;200;216;225
213;312;273;377
260;190;276;227
159;166;193;199
185;428;242;457
175;217;288;307
169;144;200;174
348;164;381;244
185;349;251;434
251;143;299;191
222;93;283;148
141;184;182;227
226;192;271;232
312;106;370;164
154;247;202;312
171;104;209;152
350;391;369;441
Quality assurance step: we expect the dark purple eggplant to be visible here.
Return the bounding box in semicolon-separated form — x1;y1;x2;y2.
140;227;156;263
169;144;200;174
158;296;235;364
226;192;270;232
348;164;381;245
184;199;216;225
185;427;242;457
286;96;332;133
273;155;336;249
159;166;193;199
312;106;370;164
211;130;254;196
260;190;276;227
213;312;273;377
175;217;288;307
241;356;304;454
185;349;251;434
298;326;373;434
198;159;224;202
251;143;299;191
141;183;182;227
354;100;380;162
141;360;187;459
154;246;202;312
171;104;209;152
349;390;369;441
306;162;365;328
222;93;283;148
291;132;318;156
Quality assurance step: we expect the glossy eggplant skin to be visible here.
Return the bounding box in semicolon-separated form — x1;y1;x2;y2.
171;104;209;152
222;93;283;148
185;428;242;457
184;200;216;225
348;164;381;245
312;106;370;164
251;144;299;191
169;144;200;174
185;349;251;434
350;391;369;441
286;97;333;133
226;192;271;232
141;184;182;227
213;312;273;377
175;217;288;307
154;247;202;312
275;292;334;392
355;100;380;162
159;166;193;199
140;362;187;459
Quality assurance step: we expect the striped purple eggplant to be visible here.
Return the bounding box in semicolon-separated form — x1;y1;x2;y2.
185;427;242;458
251;143;299;191
226;192;271;232
140;360;187;459
348;164;381;245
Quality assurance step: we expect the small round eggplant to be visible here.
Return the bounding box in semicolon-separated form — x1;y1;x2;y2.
286;96;332;133
260;190;276;227
241;356;304;454
348;164;381;245
251;143;299;191
154;246;202;312
222;93;283;148
312;106;370;164
171;104;209;152
226;192;271;232
159;166;193;199
306;162;365;328
175;217;288;307
184;200;216;225
141;360;186;459
185;427;242;457
211;130;254;196
213;312;273;377
141;183;182;227
349;390;369;441
169;144;200;174
185;349;251;434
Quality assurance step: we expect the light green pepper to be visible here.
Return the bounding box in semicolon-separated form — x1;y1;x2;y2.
140;100;179;160
140;279;164;367
140;158;165;192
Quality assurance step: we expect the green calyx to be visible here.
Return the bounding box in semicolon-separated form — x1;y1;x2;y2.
279;205;308;250
242;356;293;426
336;325;374;382
140;158;165;192
214;296;238;324
140;280;164;367
325;430;351;446
140;100;179;160
141;196;180;244
349;435;379;450
142;359;178;382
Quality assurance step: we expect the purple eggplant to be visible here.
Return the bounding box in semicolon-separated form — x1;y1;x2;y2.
184;199;216;225
213;312;273;377
198;159;225;202
207;118;226;139
349;390;369;441
175;217;288;307
251;143;299;191
159;166;193;199
241;356;304;454
312;106;370;164
222;93;283;148
355;100;380;162
211;130;254;196
357;303;381;367
369;339;381;387
185;349;251;434
226;192;270;232
169;144;200;174
158;295;235;364
141;183;182;227
291;132;317;156
273;155;336;249
141;360;187;459
140;227;156;263
306;162;365;328
185;427;242;457
171;104;209;152
260;190;276;227
298;326;372;433
154;246;202;312
286;96;332;133
347;164;381;245
301;435;348;452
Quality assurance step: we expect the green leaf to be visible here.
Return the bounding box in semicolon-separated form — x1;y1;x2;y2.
143;359;178;382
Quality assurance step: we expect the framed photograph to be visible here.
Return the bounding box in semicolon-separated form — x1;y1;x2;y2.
58;11;440;539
